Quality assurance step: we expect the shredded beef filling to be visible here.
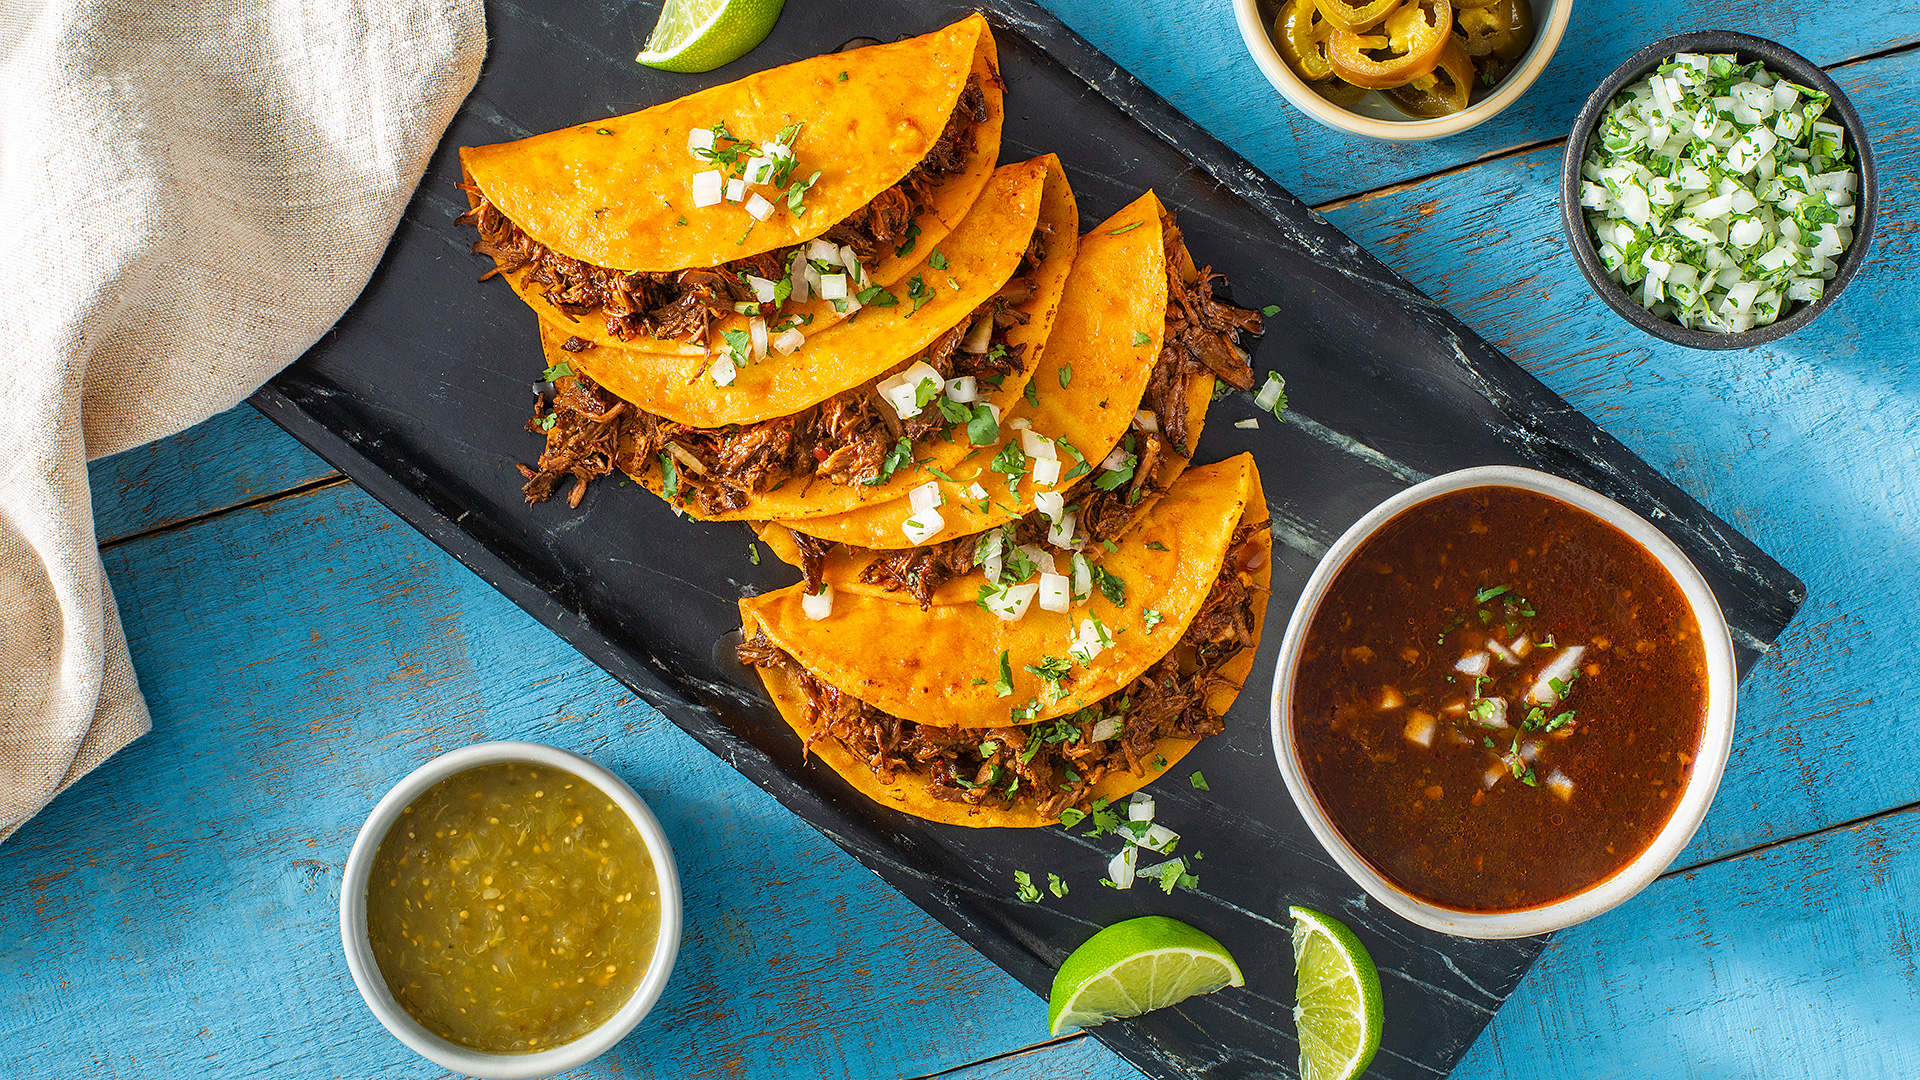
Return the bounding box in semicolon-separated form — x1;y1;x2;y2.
800;215;1262;606
738;519;1265;820
459;77;987;346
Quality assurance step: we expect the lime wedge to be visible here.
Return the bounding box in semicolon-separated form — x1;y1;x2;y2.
1289;906;1384;1080
1047;916;1244;1036
636;0;785;74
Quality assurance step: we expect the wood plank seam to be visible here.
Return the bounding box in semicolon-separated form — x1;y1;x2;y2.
904;1033;1091;1080
96;473;347;552
1663;795;1920;882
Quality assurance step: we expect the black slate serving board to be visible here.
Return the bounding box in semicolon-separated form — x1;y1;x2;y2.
255;2;1807;1076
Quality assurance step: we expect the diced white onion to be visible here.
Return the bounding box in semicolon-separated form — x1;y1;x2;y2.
1100;447;1131;472
1033;491;1065;522
801;585;834;620
1525;645;1588;706
874;361;944;419
1254;373;1286;412
977;528;1004;583
1546;768;1575;801
745;275;779;303
1133;410;1158;432
1020;544;1055;575
1008;417;1030;431
1031;457;1061;487
945;376;979;403
1108;846;1137;889
808;238;840;263
1128;793;1155;822
771;326;806;355
744;192;775;222
724;177;746;203
1038;572;1070;612
965;482;988;500
1453;652;1491;676
1235;418;1259;429
690;170;724;207
1089;716;1121;742
743;155;772;184
1486;638;1521;666
902;509;944;546
664;441;707;475
1137;824;1179;853
1047;511;1077;550
908;481;943;515
1021;429;1057;461
748;317;768;361
1475;697;1510;729
819;273;848;300
686;128;715;156
1070;553;1092;602
1511;634;1534;659
709;355;737;386
988;582;1038;622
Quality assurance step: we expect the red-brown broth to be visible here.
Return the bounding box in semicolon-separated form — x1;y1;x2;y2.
1290;485;1710;912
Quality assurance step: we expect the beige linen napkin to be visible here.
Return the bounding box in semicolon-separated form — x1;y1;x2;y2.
0;0;486;841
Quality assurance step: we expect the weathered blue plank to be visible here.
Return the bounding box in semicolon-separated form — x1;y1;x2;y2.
1036;0;1920;206
0;480;1064;1080
1458;805;1920;1078
1317;46;1920;867
88;404;335;545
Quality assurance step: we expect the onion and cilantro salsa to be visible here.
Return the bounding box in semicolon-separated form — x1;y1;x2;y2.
1579;52;1859;333
1290;485;1709;913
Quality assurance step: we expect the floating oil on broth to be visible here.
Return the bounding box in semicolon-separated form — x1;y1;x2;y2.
1290;486;1710;913
366;762;660;1052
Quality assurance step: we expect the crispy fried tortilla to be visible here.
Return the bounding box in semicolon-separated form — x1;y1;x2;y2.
461;15;1003;357
737;455;1271;826
749;193;1263;606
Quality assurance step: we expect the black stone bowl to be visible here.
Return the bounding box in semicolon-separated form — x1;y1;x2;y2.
1559;31;1879;350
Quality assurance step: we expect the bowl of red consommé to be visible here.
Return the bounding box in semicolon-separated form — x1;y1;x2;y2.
1270;467;1737;938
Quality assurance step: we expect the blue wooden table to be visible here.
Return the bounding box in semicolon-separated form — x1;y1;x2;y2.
6;2;1919;1077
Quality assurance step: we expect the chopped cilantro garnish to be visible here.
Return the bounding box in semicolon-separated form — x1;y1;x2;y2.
989;442;1028;492
1146;541;1168;551
1014;870;1041;903
536;413;557;433
920;462;957;483
979;739;1001;756
912;376;942;409
1058;807;1085;828
1189;770;1209;791
1047;873;1068;899
595;127;612;135
994;650;1013;698
855;284;898;308
905;274;932;315
837;70;848;80
658;451;679;501
786;170;821;216
721;328;751;366
1091;565;1127;607
893;222;921;258
929;249;949;270
747;543;760;565
1143;609;1164;633
865;437;913;486
1476;584;1512;603
1544;709;1577;733
1260;304;1281;317
1152;754;1168;770
1058;439;1090;481
937;396;971;425
1132;331;1150;346
1024;381;1039;407
1059;364;1071;388
1092;450;1136;491
1107;221;1144;236
540;361;574;382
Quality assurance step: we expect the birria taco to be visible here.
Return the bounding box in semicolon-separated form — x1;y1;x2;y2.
519;155;1076;510
736;455;1270;826
753;192;1264;606
459;14;1003;358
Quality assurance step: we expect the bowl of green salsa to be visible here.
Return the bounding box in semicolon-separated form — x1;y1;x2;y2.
340;742;683;1078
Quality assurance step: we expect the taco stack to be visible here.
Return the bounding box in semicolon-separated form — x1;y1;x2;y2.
457;14;1283;830
737;456;1272;826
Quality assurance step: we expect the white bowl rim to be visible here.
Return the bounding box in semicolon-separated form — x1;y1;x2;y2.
1267;466;1737;938
338;741;685;1078
1230;0;1575;141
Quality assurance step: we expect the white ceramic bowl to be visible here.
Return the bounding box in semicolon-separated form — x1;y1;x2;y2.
1231;0;1573;140
339;742;684;1078
1269;466;1736;938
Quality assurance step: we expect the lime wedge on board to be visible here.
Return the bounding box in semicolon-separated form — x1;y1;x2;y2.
1047;915;1244;1036
1290;905;1384;1080
636;0;785;73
